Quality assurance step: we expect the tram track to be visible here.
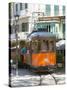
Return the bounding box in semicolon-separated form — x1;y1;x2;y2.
48;72;57;85
11;68;65;87
38;73;57;85
30;68;58;85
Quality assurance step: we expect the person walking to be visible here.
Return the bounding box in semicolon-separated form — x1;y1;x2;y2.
20;45;27;65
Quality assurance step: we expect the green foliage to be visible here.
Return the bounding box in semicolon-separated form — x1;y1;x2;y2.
18;58;23;68
11;41;16;47
56;52;64;63
20;40;26;47
11;40;26;47
16;54;23;68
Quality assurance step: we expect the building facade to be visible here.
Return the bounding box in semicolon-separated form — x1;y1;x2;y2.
9;3;65;41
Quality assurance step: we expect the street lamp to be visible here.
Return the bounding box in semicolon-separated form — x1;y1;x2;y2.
14;14;19;76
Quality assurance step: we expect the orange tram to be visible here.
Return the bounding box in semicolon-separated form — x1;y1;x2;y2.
22;31;56;72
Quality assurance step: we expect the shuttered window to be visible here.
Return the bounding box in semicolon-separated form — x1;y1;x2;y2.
46;5;51;16
54;5;59;16
22;23;28;32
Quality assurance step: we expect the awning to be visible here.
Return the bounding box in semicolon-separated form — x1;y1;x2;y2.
56;40;65;50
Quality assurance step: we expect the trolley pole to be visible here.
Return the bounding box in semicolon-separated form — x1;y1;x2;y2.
14;14;19;77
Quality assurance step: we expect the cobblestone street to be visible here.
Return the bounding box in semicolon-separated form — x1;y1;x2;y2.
10;68;65;87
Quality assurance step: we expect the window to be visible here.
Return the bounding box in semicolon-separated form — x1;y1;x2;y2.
22;23;28;32
63;23;65;39
49;41;54;51
41;40;48;52
46;5;51;16
35;23;48;32
20;3;22;10
25;3;28;9
54;5;59;16
48;25;50;32
31;40;42;53
16;4;18;12
50;23;55;33
62;6;65;16
31;41;38;53
11;25;14;34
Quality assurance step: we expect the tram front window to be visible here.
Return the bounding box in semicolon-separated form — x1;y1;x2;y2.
31;40;55;53
40;40;55;52
41;40;48;52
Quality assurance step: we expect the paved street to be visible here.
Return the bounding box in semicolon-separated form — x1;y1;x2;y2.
10;67;65;87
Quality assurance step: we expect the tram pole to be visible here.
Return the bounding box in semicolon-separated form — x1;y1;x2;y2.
14;14;19;76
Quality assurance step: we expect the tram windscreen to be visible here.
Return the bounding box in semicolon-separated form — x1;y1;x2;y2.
31;40;55;53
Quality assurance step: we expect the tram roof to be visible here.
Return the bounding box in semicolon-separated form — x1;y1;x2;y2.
27;31;56;40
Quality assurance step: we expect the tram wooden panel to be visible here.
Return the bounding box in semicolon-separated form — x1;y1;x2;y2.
32;52;56;66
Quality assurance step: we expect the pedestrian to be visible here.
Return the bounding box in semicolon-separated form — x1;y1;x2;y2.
20;45;27;65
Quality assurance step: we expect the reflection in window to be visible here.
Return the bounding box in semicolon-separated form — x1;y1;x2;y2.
31;40;55;53
41;40;48;52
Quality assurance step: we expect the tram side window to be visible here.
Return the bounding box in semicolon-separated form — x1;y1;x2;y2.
31;41;38;53
41;40;48;52
49;41;54;51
